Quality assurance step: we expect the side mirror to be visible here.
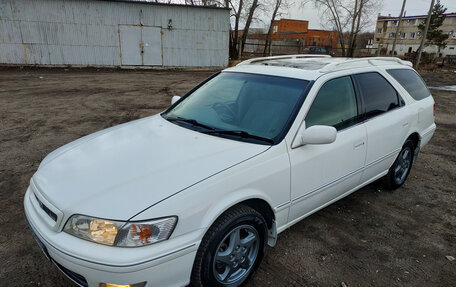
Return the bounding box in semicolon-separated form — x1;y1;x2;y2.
292;125;337;148
171;96;181;105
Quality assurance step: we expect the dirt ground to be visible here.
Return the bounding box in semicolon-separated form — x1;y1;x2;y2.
0;67;455;287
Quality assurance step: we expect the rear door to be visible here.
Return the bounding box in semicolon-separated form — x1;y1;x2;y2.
354;72;413;183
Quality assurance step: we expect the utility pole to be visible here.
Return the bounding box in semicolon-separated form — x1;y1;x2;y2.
391;0;406;56
416;0;435;68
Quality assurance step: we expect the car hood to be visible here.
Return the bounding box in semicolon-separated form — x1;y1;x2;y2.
32;115;269;221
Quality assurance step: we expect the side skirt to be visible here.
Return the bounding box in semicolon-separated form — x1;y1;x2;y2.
276;170;388;234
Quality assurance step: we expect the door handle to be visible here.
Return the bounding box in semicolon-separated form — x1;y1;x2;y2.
354;141;365;149
402;122;409;127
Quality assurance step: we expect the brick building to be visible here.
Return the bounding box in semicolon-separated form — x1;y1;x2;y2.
270;19;338;50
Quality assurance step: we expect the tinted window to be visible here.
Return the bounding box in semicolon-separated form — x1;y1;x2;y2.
355;72;400;118
164;72;309;144
387;69;430;100
305;76;358;130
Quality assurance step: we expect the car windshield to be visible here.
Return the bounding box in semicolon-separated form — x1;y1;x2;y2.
163;72;310;144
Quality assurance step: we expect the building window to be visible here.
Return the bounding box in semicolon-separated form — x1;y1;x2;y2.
387;21;391;26
452;32;456;39
389;32;396;38
273;25;278;33
414;19;418;25
393;20;398;26
410;32;416;39
376;38;380;42
377;28;382;34
400;32;406;39
417;31;421;36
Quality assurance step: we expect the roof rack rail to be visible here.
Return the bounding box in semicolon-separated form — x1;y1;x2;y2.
320;57;412;73
237;54;332;66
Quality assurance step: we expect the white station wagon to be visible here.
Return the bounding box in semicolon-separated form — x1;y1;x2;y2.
24;56;436;287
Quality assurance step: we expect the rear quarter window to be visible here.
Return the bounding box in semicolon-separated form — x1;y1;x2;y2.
387;69;430;101
354;72;401;119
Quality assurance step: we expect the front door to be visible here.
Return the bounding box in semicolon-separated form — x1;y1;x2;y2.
288;76;367;224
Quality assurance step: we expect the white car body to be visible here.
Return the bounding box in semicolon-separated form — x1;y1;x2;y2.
24;56;436;287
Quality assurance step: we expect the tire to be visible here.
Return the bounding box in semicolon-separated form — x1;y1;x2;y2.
190;205;268;287
385;139;415;190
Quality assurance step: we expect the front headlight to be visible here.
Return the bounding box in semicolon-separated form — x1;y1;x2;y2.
63;215;177;247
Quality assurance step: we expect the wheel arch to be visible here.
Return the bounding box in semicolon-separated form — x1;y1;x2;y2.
406;132;420;149
406;132;421;162
200;191;278;247
239;198;275;229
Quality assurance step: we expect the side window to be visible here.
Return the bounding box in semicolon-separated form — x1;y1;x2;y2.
305;76;358;130
386;68;430;101
355;72;400;119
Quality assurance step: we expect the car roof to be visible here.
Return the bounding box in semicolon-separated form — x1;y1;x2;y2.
225;55;414;81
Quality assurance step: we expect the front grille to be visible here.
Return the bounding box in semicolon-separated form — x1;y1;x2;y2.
53;260;88;287
34;194;57;222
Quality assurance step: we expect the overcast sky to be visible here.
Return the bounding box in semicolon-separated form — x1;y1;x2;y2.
286;0;456;30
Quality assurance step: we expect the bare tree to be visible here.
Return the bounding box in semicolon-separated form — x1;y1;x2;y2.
229;0;245;58
263;0;286;56
311;0;349;56
240;0;260;55
310;0;381;57
346;0;380;56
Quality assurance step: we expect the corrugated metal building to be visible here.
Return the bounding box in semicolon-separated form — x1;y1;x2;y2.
0;0;229;67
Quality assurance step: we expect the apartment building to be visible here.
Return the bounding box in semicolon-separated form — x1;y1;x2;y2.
373;12;456;56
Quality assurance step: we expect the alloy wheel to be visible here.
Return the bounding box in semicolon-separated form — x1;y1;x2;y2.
212;225;260;285
394;146;412;184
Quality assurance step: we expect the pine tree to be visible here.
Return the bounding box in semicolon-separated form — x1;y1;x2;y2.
418;0;448;52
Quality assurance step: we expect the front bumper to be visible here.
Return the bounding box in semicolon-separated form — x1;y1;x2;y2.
24;187;201;287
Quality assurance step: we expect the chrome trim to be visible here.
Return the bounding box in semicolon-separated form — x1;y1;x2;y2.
290;148;401;205
291;166;364;204
274;201;291;210
364;148;401;168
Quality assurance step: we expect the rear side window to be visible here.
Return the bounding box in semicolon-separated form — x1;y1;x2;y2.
387;69;430;101
305;76;358;130
355;72;400;119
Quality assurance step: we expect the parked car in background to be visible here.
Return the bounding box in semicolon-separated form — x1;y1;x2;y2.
24;55;435;287
302;46;335;56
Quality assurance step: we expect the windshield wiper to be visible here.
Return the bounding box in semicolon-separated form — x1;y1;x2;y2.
165;116;215;130
165;116;274;144
203;129;274;144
